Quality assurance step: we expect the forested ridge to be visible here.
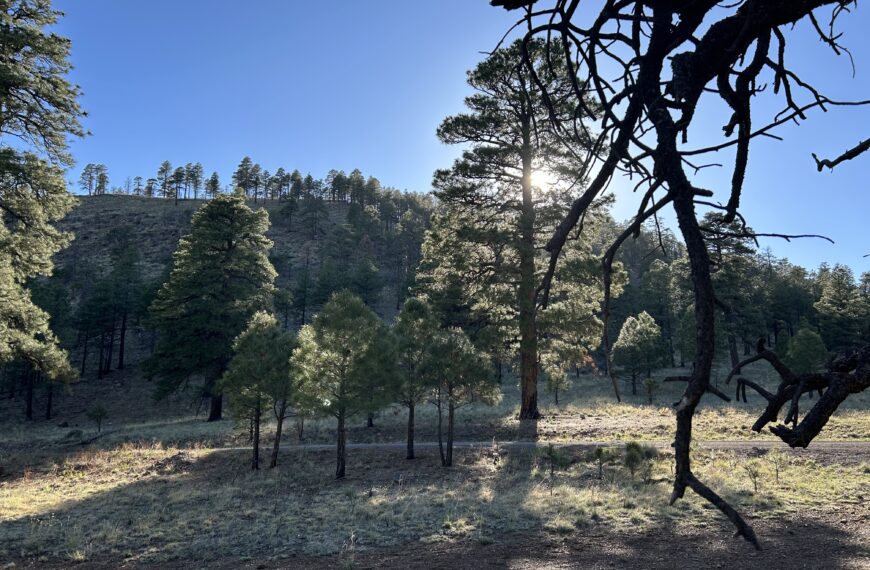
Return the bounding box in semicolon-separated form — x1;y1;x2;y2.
7;188;866;427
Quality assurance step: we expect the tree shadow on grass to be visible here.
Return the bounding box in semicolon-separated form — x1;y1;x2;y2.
1;439;866;569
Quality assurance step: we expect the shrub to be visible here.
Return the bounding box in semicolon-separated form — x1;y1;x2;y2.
624;442;658;482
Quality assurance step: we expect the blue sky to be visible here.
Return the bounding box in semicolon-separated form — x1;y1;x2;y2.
54;1;868;273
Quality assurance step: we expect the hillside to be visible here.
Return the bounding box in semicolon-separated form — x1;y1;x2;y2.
53;194;406;318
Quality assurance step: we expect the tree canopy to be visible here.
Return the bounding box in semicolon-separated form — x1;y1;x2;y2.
0;0;84;382
146;193;277;421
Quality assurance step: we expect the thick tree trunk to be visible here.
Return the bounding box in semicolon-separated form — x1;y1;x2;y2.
406;402;415;460
270;399;287;468
632;372;638;396
336;410;347;479
367;413;374;428
518;113;540;420
252;397;261;470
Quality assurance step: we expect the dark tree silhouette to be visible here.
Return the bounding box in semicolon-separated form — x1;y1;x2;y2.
494;0;869;548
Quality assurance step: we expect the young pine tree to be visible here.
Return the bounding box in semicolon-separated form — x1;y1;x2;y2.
612;312;668;396
393;297;440;460
292;291;398;478
219;312;296;470
146;194;277;421
423;328;499;467
783;327;828;374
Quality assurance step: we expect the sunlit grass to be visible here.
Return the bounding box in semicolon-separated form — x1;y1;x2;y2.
2;442;867;564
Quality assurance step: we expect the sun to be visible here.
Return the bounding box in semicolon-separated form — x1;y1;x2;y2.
530;169;556;189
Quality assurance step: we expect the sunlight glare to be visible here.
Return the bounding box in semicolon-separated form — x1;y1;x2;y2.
530;169;556;189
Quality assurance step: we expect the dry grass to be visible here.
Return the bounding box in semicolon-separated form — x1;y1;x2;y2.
3;331;869;565
1;440;867;565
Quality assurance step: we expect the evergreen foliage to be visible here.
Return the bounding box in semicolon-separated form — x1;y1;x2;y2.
612;312;668;396
783;327;828;374
0;0;84;382
219;311;296;470
146;194;277;421
292;291;398;478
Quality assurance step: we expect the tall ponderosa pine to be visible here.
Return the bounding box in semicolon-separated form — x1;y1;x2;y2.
427;38;598;420
146;194;277;421
292;291;398;478
0;0;83;382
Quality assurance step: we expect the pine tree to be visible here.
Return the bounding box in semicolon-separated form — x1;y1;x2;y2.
0;0;83;383
146;194;277;421
219;311;296;470
205;172;221;199
157;161;172;199
232;156;254;198
78;164;96;195
428;38;597;420
783;328;827;374
814;264;866;353
94;164;109;195
422;328;498;467
393;298;440;459
612;312;668;396
292;291;398;478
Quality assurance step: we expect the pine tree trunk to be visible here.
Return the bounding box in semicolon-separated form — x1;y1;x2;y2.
446;397;455;467
25;369;34;420
335;410;347;479
367;413;374;428
728;333;741;375
518;113;540;421
437;388;446;466
117;308;128;370
270;400;287;468
45;382;53;420
406;402;415;460
97;332;105;380
104;322;116;374
554;386;559;406
80;334;89;376
207;393;222;422
667;321;677;367
632;372;637;396
252;397;261;470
